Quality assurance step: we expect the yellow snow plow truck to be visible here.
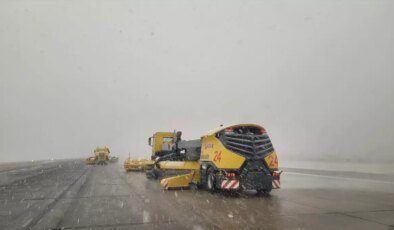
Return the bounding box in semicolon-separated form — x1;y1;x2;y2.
148;124;282;194
85;147;110;165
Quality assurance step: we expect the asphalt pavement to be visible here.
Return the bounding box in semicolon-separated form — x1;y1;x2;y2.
0;159;393;230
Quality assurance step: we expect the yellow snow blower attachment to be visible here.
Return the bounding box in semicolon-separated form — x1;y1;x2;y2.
85;157;96;165
124;158;154;171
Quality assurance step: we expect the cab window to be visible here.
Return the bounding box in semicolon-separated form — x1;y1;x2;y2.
163;137;174;143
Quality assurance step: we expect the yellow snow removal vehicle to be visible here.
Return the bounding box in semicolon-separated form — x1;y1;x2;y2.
85;146;110;165
152;124;282;194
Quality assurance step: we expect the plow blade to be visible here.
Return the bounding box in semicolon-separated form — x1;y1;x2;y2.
158;161;200;170
124;159;154;171
160;170;200;190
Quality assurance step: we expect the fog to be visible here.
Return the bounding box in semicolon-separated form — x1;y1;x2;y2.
1;1;393;163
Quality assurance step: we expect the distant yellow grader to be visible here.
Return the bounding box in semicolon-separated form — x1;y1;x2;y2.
85;147;111;165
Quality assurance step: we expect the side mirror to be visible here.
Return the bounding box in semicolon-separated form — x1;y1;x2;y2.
148;137;152;146
176;131;182;143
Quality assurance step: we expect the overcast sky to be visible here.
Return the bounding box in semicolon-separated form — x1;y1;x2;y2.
1;0;393;162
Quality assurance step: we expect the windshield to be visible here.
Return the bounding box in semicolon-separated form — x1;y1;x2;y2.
163;137;174;143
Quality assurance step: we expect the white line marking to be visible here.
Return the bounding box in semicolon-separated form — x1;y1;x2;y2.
286;172;394;185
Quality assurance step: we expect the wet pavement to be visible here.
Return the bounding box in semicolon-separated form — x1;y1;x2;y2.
0;160;393;230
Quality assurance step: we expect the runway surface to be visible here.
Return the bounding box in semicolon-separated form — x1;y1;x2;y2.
0;159;393;230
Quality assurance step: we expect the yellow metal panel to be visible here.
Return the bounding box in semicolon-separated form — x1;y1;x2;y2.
160;170;200;189
159;161;200;170
152;132;175;155
94;147;110;156
200;135;245;169
264;151;279;170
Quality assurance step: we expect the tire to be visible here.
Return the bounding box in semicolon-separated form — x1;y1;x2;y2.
206;168;216;192
189;183;199;191
146;165;158;180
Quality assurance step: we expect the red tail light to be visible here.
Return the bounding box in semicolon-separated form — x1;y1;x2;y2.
226;172;236;177
273;170;282;177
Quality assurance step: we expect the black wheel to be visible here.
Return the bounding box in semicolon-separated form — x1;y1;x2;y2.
206;168;216;192
189;183;199;191
146;165;159;179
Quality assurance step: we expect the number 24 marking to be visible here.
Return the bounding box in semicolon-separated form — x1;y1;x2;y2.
213;151;222;162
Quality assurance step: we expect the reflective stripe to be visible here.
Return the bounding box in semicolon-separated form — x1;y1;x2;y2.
224;180;233;188
162;179;169;189
229;180;239;189
221;180;231;188
221;180;239;189
272;180;280;189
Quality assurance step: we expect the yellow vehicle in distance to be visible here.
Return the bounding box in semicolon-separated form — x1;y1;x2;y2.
85;147;111;165
156;124;281;194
